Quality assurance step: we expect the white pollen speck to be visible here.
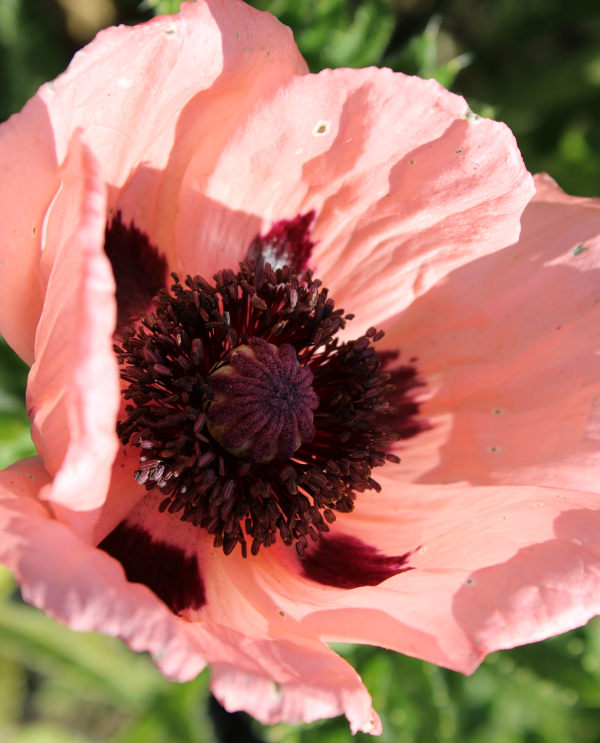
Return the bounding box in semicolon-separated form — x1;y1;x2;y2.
116;77;133;89
364;717;378;734
261;245;287;270
313;120;330;137
572;538;583;546
295;147;304;155
462;107;482;122
163;24;177;35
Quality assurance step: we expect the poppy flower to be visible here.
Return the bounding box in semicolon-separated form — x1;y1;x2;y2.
1;0;598;734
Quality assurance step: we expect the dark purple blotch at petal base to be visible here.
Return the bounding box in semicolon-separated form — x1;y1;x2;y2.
104;212;168;330
247;211;316;275
378;351;432;440
98;522;206;614
300;534;414;589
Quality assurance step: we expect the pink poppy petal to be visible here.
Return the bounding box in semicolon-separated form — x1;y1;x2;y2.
382;174;600;492
209;633;380;734
96;488;379;732
0;95;60;363
26;135;120;518
20;0;306;273
0;459;206;681
183;68;533;326
227;476;600;674
0;1;306;341
1;455;379;728
197;543;379;732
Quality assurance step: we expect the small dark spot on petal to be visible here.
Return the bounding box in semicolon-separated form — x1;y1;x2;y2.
104;212;168;330
98;521;205;614
300;533;414;589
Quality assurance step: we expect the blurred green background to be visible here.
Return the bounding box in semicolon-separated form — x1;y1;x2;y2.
0;0;599;741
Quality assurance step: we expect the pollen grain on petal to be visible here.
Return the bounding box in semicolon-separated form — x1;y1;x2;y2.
312;120;331;136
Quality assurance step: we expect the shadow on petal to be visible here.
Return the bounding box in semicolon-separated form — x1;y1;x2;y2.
452;507;600;659
380;182;600;492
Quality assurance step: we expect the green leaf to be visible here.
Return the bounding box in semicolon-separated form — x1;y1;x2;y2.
6;722;92;743
141;0;183;15
0;601;162;707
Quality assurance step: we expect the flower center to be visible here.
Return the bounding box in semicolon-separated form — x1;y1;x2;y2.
115;258;418;557
206;339;318;463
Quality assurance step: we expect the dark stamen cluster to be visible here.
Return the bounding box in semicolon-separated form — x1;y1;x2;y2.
115;259;404;557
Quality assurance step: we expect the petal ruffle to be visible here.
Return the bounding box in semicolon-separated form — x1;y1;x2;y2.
208;632;380;735
26;136;120;523
187;68;533;328
198;545;379;733
382;174;600;492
